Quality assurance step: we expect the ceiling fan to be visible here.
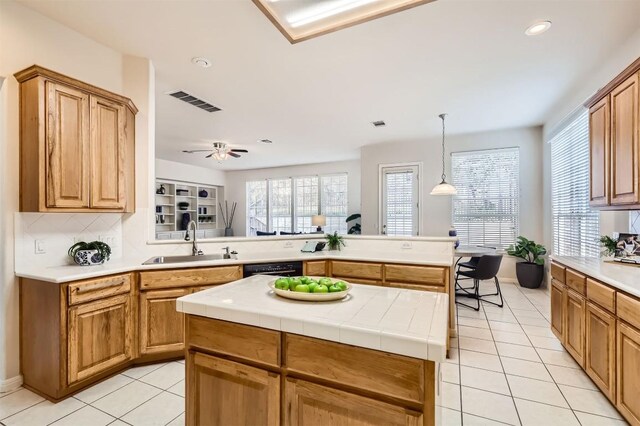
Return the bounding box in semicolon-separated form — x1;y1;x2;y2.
182;142;248;161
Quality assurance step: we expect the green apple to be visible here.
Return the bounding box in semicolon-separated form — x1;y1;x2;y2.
300;276;311;284
328;284;342;293
314;284;329;293
308;282;319;293
335;281;348;291
274;278;289;290
318;278;332;286
288;277;301;291
294;284;310;293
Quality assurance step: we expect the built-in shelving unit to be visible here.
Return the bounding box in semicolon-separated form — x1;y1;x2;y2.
155;179;222;240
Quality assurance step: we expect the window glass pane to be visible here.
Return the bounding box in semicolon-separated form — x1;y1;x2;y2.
321;174;348;234
551;110;599;257
382;166;418;236
246;181;267;236
269;178;292;234
452;148;519;250
294;176;319;233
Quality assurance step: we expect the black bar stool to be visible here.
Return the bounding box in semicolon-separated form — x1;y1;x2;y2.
455;254;504;311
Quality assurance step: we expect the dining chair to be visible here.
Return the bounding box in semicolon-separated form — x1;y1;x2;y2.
455;254;503;311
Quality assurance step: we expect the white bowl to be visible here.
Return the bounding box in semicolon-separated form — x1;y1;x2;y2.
268;277;352;302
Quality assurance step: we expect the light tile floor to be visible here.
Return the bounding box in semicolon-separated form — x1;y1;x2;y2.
0;281;629;425
440;280;628;426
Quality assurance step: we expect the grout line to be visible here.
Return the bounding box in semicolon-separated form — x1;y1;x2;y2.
165;411;184;425
0;398;48;422
44;398;90;426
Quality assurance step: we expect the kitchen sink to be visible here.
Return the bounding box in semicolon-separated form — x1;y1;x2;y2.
142;254;225;265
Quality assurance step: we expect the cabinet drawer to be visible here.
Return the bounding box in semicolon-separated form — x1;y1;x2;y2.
566;269;586;295
139;265;241;290
587;278;616;313
284;334;425;404
386;282;445;293
68;274;131;306
617;292;640;330
187;316;280;368
384;264;446;285
304;261;327;276
331;261;382;280
550;262;566;283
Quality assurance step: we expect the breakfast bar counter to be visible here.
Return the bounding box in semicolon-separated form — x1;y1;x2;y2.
176;275;448;425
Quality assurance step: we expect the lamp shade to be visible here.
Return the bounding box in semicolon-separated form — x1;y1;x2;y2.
312;215;326;226
430;181;458;196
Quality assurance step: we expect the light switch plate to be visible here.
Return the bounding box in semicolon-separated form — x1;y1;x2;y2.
401;242;412;249
34;239;46;254
284;241;294;248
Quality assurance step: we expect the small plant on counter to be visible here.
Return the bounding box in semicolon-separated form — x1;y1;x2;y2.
68;241;112;266
325;231;345;251
506;236;547;289
599;235;618;258
346;213;361;234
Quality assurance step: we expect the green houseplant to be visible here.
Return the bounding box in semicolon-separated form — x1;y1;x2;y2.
506;236;547;288
68;241;112;266
346;213;361;235
325;231;345;251
599;235;618;258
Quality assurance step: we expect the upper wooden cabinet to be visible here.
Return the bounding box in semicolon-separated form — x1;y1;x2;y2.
587;58;640;210
15;65;137;212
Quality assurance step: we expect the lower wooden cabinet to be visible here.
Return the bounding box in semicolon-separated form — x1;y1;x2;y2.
187;351;280;426
585;302;616;401
304;260;327;276
617;321;640;426
140;288;190;355
68;293;132;384
564;289;586;367
550;280;565;340
284;377;423;426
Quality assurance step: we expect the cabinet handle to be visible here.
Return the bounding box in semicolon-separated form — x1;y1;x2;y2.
74;278;127;294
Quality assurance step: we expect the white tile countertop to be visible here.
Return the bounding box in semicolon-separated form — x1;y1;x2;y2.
176;275;449;362
552;256;640;298
15;250;453;284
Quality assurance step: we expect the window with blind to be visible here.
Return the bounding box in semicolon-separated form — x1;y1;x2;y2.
246;174;348;235
551;110;600;257
381;165;419;236
452;148;519;250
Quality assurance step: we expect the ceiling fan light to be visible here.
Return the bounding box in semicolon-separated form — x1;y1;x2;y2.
430;181;457;196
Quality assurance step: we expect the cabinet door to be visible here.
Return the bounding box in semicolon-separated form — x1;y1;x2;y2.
90;95;126;209
617;321;640;425
284;377;422;426
304;261;327;276
585;302;616;402
140;288;189;355
45;81;90;208
68;294;132;384
564;289;586;366
590;96;611;206
187;352;279;426
551;280;565;341
610;73;639;205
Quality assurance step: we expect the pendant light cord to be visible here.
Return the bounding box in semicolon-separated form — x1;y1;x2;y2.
439;113;447;182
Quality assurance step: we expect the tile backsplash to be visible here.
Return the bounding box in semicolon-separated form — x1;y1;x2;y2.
631;211;640;234
15;213;123;269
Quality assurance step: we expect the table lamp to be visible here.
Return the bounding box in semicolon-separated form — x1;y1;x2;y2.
312;215;326;232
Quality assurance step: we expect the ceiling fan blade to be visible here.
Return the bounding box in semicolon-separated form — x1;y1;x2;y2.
228;152;241;158
205;153;214;158
230;149;248;153
182;149;212;153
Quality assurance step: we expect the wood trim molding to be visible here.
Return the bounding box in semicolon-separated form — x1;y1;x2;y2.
14;65;138;114
584;57;640;108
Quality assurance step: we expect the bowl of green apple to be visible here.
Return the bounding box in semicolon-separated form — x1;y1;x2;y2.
268;276;352;301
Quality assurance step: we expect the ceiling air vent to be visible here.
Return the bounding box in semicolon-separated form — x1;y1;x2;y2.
372;120;386;127
168;90;221;113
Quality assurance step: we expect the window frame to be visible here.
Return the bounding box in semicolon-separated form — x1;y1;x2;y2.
378;162;423;236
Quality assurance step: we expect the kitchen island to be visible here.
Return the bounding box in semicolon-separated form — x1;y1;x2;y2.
176;274;448;426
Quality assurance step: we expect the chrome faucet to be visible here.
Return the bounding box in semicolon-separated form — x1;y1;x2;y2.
184;220;203;256
222;246;231;259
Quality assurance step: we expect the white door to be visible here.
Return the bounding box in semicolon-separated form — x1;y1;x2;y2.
381;165;419;236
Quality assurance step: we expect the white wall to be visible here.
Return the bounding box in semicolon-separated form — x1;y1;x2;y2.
225;160;361;236
156;158;226;187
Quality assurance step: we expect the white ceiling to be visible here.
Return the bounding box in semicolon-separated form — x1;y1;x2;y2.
18;0;640;171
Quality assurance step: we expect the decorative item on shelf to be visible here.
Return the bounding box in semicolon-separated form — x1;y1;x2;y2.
156;184;166;195
312;215;326;232
160;215;165;224
176;189;189;196
155;205;162;213
346;213;361;234
325;231;345;251
220;201;237;236
181;213;191;231
448;225;460;249
178;201;189;210
430;113;457;196
506;236;547;288
599;235;618;259
198;189;208;198
68;241;112;266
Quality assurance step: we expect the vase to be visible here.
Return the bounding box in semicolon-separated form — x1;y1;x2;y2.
156;184;166;195
73;250;105;266
199;189;208;198
225;227;234;236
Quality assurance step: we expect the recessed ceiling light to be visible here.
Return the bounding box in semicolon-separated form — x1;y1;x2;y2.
525;21;552;36
191;57;212;68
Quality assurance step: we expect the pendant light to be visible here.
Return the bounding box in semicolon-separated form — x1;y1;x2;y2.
430;113;457;196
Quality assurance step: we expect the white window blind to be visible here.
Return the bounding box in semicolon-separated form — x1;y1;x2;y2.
551;110;600;257
321;174;348;234
246;181;268;236
381;165;419;236
452;148;519;250
269;178;292;234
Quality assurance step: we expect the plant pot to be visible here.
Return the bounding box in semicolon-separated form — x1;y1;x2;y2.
73;250;105;266
515;262;544;288
224;227;234;236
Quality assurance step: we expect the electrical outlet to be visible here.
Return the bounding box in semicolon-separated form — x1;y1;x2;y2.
284;241;293;248
401;242;412;250
34;239;46;254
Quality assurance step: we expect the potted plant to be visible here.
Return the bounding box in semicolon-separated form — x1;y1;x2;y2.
599;235;618;259
325;231;345;251
68;241;112;266
506;236;547;288
346;213;361;234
